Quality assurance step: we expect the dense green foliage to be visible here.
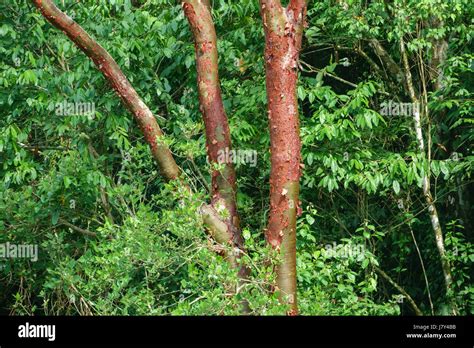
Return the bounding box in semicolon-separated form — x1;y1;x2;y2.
0;0;472;315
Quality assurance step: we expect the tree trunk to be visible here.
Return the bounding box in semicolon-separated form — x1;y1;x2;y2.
260;0;307;315
428;18;471;233
400;38;458;315
182;0;244;269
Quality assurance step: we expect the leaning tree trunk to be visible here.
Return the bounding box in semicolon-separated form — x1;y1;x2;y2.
30;0;180;180
260;0;307;315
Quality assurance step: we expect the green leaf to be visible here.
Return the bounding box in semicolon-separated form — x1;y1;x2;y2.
51;211;59;225
63;176;72;189
362;259;369;269
392;180;400;195
242;229;251;240
297;86;306;100
440;161;449;176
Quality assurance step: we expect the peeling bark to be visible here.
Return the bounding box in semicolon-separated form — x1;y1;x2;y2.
260;0;307;315
182;0;243;253
182;2;249;314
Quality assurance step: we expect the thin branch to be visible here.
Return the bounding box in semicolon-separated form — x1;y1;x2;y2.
374;265;423;316
87;143;115;224
58;219;97;237
408;223;435;315
369;39;406;87
300;60;390;96
300;60;358;88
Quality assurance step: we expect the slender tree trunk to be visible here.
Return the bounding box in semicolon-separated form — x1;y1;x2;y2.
369;36;458;315
182;0;244;269
400;38;458;315
260;0;307;315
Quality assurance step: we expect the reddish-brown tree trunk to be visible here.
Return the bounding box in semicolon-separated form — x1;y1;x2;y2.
260;0;307;314
31;0;180;181
182;0;243;265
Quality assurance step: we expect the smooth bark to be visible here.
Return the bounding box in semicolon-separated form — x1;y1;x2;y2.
428;18;448;92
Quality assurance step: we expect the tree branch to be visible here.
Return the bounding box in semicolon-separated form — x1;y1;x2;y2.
369;39;406;87
31;0;180;181
58;219;97;237
374;265;423;316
